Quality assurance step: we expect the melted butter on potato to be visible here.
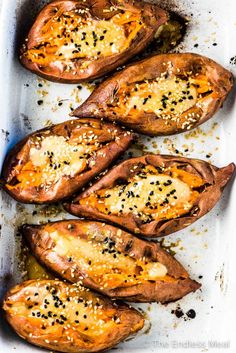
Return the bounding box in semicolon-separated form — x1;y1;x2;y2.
29;135;96;184
104;174;193;218
80;165;204;222
7;283;106;329
24;10;144;66
142;262;167;280
47;229;168;288
3;280;144;345
58;20;127;60
122;77;198;116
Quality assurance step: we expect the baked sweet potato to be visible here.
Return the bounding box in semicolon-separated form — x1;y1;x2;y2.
3;280;144;353
20;0;168;83
65;154;235;237
1;119;134;204
22;220;200;303
73;53;234;135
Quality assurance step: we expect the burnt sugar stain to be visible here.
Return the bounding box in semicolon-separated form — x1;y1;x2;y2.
1;129;10;142
171;305;196;320
20;113;32;131
186;309;196;319
230;56;236;66
171;305;184;318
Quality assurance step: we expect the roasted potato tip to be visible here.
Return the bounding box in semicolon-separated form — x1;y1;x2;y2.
22;220;201;303
19;0;168;83
1;119;134;204
3;280;144;353
73;53;233;136
64;154;235;237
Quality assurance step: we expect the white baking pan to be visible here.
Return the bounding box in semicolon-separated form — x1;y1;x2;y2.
0;0;236;352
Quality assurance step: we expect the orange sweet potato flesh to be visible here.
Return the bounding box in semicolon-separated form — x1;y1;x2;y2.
1;119;134;203
20;0;168;83
64;154;235;237
21;220;201;303
3;280;144;352
73;53;234;135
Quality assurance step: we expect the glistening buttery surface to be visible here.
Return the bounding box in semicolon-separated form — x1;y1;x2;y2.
0;0;236;352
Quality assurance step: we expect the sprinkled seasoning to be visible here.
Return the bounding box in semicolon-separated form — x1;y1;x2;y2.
5;280;143;346
23;7;145;68
7;120;121;191
80;164;205;224
113;70;214;130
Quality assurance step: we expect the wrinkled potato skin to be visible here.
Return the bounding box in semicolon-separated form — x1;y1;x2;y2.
22;220;201;303
1;119;134;204
73;53;234;135
20;0;168;83
65;154;235;237
3;280;144;353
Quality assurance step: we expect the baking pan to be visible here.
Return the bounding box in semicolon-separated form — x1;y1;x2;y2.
0;0;236;352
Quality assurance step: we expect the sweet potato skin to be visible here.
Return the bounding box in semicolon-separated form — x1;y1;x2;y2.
64;154;235;237
1;119;134;204
21;220;201;303
20;0;168;83
3;280;144;353
73;53;234;135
